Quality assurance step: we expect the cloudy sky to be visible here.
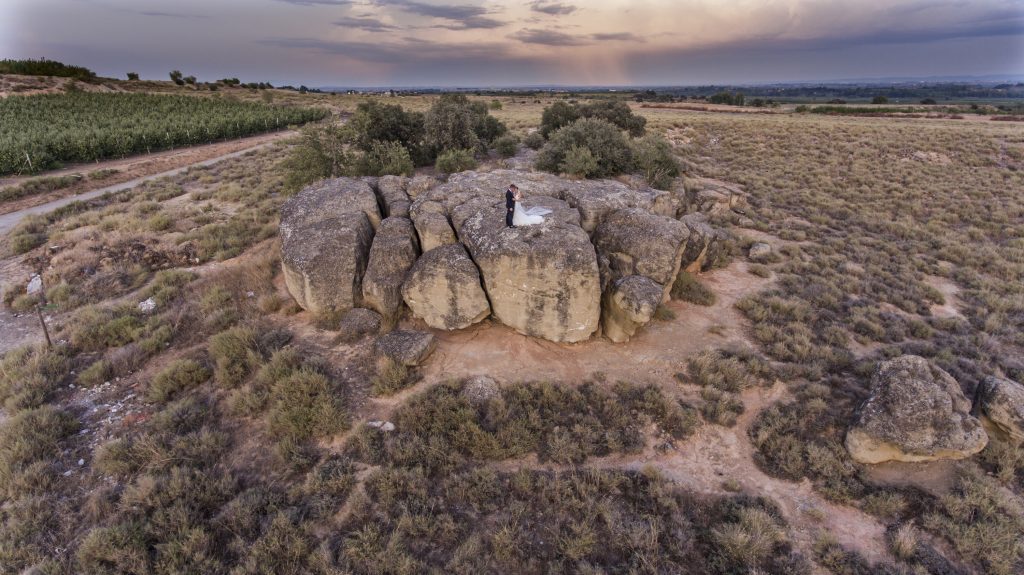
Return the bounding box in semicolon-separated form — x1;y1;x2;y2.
3;0;1023;87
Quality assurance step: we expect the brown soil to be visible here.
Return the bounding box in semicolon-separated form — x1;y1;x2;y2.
924;274;964;319
0;130;295;215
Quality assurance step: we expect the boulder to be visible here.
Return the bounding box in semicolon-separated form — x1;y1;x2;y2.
280;178;383;313
362;217;420;323
563;180;675;233
680;177;747;214
680;213;731;273
407;175;440;199
461;375;500;407
375;330;436;367
281;213;374;314
602;275;663;343
377;175;412;218
592;208;689;300
281;178;382;231
459;196;601;343
845;355;988;464
402;244;490;330
748;242;772;261
974;375;1024;443
411;211;457;253
337;308;382;342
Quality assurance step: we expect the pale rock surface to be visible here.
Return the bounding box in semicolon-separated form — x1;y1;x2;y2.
974;375;1024;443
402;244;490;330
602;275;663;343
362;217;420;323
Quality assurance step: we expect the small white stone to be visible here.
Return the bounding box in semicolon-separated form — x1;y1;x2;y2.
138;297;157;314
63;470;73;477
78;459;85;466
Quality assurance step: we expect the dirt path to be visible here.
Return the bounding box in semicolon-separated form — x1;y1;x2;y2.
0;137;287;237
0;130;295;216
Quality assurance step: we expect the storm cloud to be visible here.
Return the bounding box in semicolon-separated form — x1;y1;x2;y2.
3;0;1021;87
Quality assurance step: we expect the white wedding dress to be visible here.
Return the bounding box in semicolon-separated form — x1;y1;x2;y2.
512;202;552;226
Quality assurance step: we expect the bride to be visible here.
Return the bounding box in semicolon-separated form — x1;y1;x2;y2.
512;187;552;226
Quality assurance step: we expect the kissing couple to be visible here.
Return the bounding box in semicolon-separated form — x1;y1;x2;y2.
505;183;552;228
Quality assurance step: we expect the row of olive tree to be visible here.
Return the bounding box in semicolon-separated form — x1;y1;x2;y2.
285;94;512;191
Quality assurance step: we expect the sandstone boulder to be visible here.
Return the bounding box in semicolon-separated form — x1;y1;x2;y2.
375;330;436;367
362;217;420;323
377;175;412;218
593;208;689;300
459;197;601;343
602;275;663;343
680;177;747;215
749;242;772;261
461;375;500;407
280;179;383;313
563;181;676;233
402;244;490;330
845;355;988;464
411;211;457;253
407;175;440;199
974;375;1024;443
337;308;382;342
680;213;732;273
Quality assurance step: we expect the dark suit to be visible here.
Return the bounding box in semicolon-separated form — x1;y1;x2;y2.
505;188;515;227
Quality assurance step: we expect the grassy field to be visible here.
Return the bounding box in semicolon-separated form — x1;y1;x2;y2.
1;93;1023;574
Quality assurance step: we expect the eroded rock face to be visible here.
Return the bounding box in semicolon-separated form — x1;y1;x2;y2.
593;208;689;300
411;211;457;253
846;355;988;464
564;182;675;233
459;197;601;343
280;179;383;314
362;217;420;323
602;275;663;343
974;375;1024;443
402;243;490;330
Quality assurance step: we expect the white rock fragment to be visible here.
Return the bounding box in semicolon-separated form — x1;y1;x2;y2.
367;420;396;432
138;297;157;314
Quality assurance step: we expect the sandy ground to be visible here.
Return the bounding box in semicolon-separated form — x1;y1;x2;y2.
0;130;295;215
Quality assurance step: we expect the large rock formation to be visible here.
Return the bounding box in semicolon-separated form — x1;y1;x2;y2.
402;244;490;330
362;217;420;323
846;355;988;464
974;375;1024;444
593;208;689;299
280;179;381;314
602;275;663;343
281;169;735;344
459;196;601;343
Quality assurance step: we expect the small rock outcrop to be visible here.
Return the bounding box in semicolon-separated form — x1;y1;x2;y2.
748;242;772;261
337;308;382;342
402;244;490;330
602;275;663;343
846;355;988;464
281;169;736;345
375;330;436;366
362;217;420;323
974;375;1024;443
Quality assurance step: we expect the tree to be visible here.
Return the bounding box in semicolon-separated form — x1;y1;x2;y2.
872;96;889;104
183;76;196;85
539;101;581;138
579;100;646;137
284;124;351;192
348;101;426;163
535;118;635;178
169;70;184;85
424;94;481;156
126;72;139;81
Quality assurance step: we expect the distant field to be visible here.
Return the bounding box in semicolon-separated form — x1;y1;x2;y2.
0;92;329;175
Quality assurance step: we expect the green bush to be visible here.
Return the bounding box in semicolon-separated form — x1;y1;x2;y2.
671;271;716;305
0;406;79;499
147;359;212;403
633;133;680;189
354;140;414;177
268;369;347;442
559;145;599;178
539;101;581;138
872;96;889;104
523;131;545;150
536;118;635;178
579;100;646;137
424;94;481;154
348;100;425;161
435;148;477;174
283;124;350;192
208;327;259;387
493;134;519;157
0;345;68;412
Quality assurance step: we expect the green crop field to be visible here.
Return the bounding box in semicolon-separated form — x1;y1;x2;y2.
0;92;329;174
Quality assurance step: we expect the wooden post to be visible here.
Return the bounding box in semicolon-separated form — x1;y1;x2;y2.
27;274;51;348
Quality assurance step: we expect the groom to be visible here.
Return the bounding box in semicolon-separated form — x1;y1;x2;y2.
505;183;518;228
